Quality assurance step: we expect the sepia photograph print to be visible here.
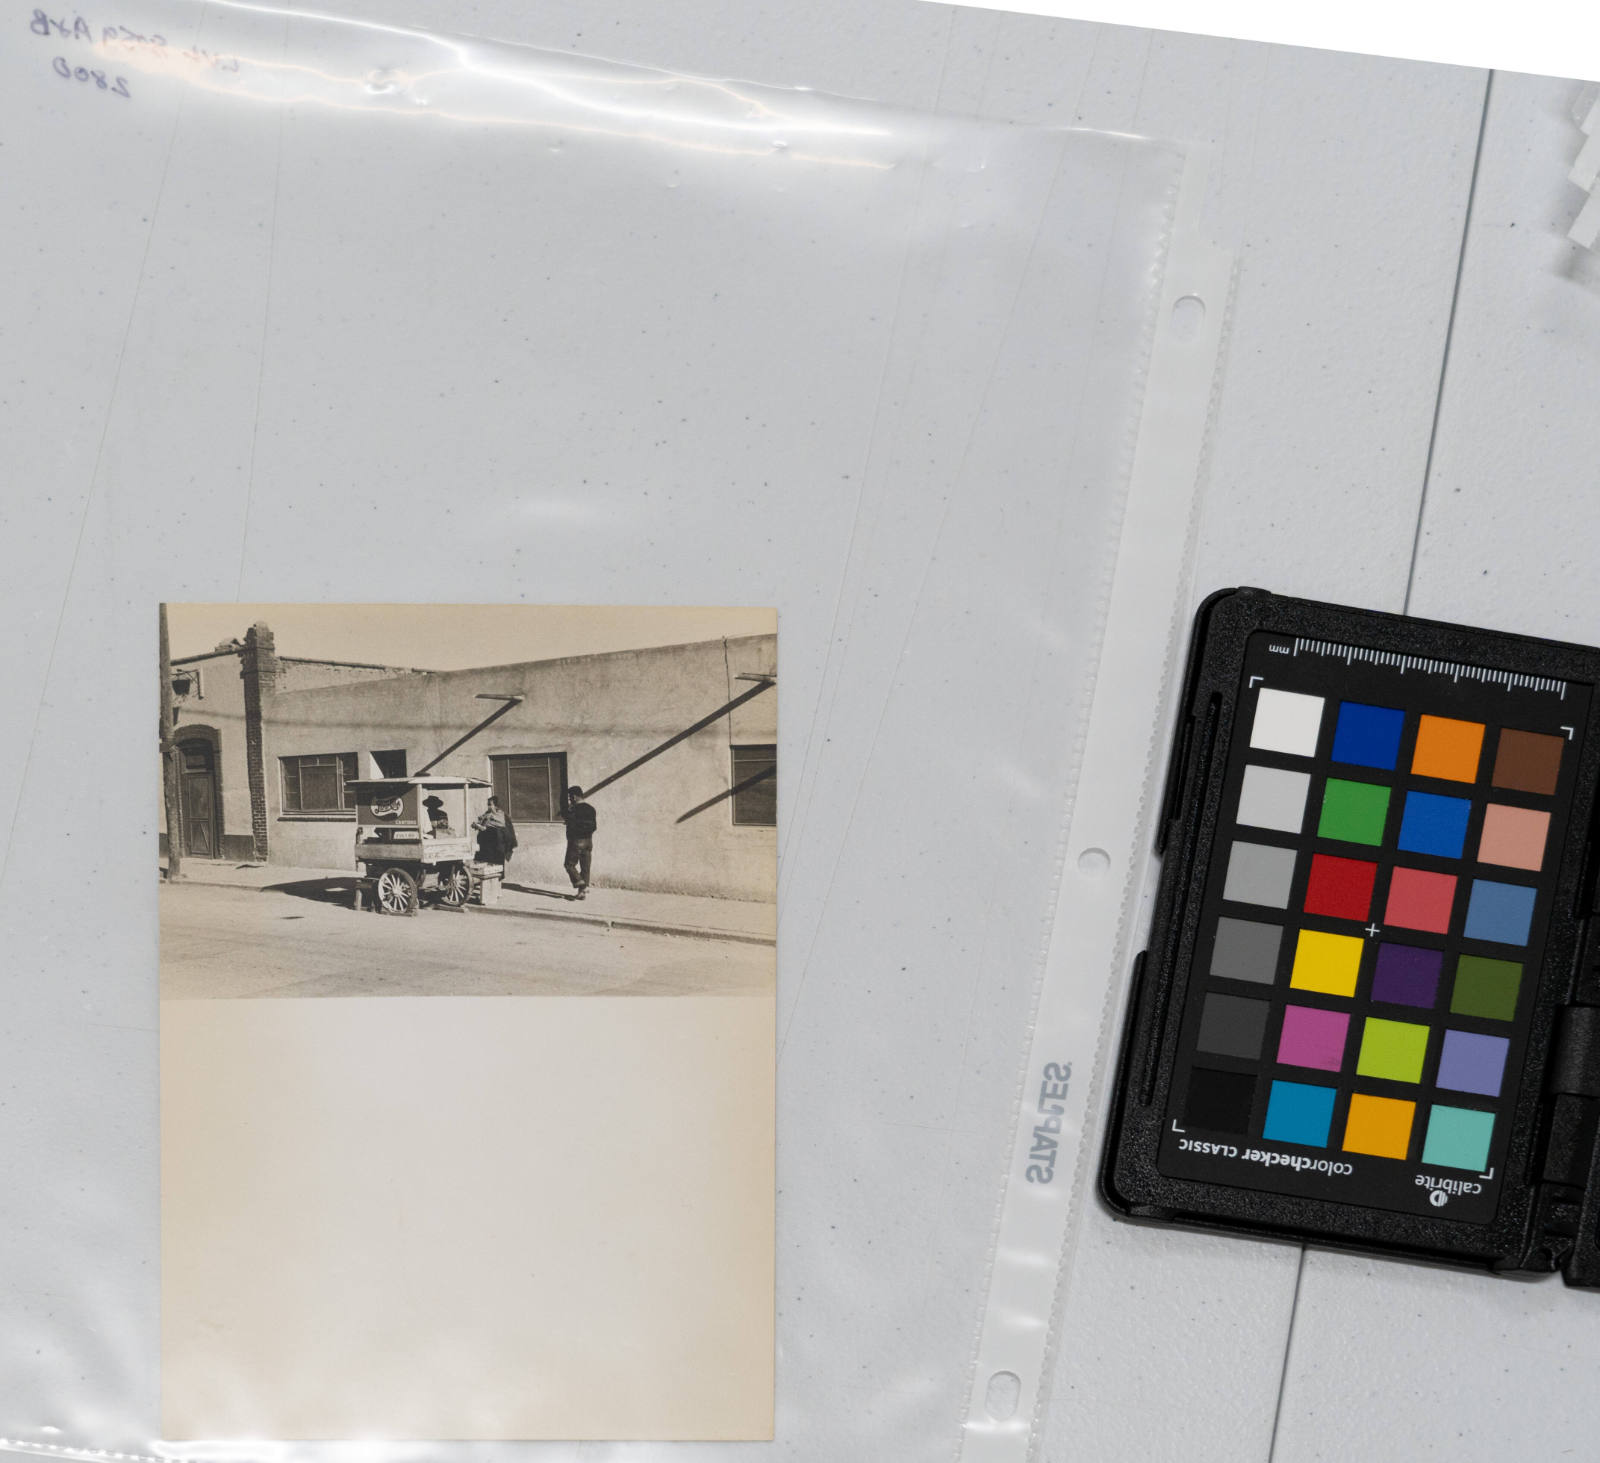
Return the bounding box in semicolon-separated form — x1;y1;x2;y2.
158;604;776;1441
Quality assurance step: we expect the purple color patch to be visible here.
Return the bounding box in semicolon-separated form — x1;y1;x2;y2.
1371;943;1443;1009
1436;1029;1510;1098
1277;1005;1350;1072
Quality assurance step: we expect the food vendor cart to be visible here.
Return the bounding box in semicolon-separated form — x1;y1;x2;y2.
347;775;500;914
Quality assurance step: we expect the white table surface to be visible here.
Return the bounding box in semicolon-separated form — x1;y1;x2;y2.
14;0;1600;1453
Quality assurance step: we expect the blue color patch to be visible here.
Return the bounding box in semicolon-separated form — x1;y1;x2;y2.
1262;1080;1337;1148
1463;880;1537;946
1397;791;1472;859
1331;702;1406;770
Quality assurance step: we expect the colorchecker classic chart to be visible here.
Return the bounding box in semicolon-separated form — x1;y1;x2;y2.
1105;591;1600;1281
1158;633;1588;1224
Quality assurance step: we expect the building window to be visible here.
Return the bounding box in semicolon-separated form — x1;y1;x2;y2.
370;748;408;777
491;753;568;823
281;752;358;815
730;745;776;826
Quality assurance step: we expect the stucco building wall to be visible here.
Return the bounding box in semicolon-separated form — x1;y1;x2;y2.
262;635;776;901
162;636;430;861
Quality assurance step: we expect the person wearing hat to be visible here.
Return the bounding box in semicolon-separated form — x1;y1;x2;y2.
561;786;597;898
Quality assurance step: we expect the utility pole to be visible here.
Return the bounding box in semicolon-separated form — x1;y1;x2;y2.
159;603;182;883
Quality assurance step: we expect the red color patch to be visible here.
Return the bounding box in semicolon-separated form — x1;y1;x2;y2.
1384;866;1458;935
1303;853;1378;922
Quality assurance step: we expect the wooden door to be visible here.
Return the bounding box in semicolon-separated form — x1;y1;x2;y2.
178;740;218;858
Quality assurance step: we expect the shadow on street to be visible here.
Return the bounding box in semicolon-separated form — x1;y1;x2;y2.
264;877;364;906
504;882;580;903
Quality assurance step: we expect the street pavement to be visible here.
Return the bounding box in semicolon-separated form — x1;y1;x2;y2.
159;859;775;945
159;882;774;998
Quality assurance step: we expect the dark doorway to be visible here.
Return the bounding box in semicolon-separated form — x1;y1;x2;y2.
178;739;220;858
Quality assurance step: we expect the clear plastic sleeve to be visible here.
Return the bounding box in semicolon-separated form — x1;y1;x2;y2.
0;4;1222;1457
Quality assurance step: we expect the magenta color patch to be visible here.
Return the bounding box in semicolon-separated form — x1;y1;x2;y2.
1276;1005;1351;1072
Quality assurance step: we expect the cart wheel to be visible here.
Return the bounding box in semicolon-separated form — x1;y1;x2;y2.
374;865;420;916
437;862;475;908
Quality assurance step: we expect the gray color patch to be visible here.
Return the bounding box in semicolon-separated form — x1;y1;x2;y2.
1196;992;1270;1060
1210;916;1284;985
1223;841;1297;909
1235;763;1311;833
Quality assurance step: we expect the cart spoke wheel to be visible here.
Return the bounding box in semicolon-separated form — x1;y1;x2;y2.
375;866;419;916
438;863;474;907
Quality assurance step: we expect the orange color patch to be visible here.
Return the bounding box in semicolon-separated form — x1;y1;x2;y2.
1342;1093;1416;1160
1411;715;1485;784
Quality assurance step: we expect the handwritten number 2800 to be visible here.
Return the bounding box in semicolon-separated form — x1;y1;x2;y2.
51;55;129;95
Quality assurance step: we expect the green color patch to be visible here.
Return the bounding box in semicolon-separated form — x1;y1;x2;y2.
1451;955;1522;1022
1356;1017;1429;1084
1318;778;1391;847
1422;1105;1495;1171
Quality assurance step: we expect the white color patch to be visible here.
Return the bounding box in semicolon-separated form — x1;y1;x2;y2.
1249;688;1326;757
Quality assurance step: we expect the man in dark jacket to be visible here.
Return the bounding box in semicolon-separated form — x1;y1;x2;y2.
561;786;597;898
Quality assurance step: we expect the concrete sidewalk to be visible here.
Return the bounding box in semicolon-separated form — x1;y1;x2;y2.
160;859;776;946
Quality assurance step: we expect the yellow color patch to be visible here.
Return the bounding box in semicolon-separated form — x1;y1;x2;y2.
1343;1093;1415;1159
1289;929;1364;997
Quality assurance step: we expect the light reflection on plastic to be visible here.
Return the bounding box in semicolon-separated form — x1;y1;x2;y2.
95;0;899;169
157;1444;414;1462
996;1244;1056;1270
992;1306;1049;1329
156;1445;292;1461
0;1443;192;1463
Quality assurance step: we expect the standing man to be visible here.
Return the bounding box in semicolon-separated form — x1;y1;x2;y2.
561;785;597;899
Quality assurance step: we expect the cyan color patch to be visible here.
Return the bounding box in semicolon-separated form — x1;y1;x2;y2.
1422;1105;1495;1171
1262;1080;1336;1148
1397;790;1472;859
1330;701;1406;770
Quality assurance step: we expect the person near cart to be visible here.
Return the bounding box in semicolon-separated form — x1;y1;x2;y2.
472;795;518;866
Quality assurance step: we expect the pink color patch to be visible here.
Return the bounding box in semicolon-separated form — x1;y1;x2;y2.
1276;1005;1351;1072
1385;866;1458;935
1477;803;1550;873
